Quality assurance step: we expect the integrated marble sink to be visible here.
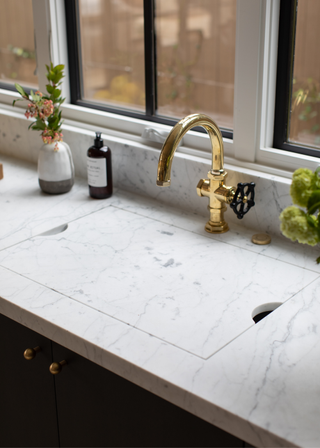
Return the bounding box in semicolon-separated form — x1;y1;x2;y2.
0;205;317;359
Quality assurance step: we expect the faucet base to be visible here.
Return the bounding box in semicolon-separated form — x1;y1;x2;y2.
204;220;229;234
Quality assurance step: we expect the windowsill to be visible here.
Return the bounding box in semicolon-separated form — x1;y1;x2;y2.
0;97;294;239
0;89;301;180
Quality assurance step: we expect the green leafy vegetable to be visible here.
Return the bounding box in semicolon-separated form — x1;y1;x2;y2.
280;166;320;263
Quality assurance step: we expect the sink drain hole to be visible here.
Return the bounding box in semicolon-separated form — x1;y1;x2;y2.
38;223;68;236
252;302;282;324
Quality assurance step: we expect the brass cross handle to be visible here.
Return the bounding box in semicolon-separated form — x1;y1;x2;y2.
49;360;67;375
24;346;41;360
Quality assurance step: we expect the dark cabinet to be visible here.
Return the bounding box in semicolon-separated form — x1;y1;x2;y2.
0;313;245;447
0;314;59;447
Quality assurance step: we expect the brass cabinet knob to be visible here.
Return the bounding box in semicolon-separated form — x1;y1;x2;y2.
49;360;67;375
24;346;41;360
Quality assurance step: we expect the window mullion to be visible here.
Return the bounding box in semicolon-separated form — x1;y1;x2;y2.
233;0;263;162
32;0;70;100
143;0;156;117
32;0;51;93
48;0;70;102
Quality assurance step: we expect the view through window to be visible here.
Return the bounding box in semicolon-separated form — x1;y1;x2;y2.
78;0;145;113
0;0;38;88
77;0;236;131
155;0;236;130
289;0;320;150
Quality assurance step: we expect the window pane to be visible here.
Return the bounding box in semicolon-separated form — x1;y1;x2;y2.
289;0;320;149
78;0;145;112
0;0;37;88
155;0;236;130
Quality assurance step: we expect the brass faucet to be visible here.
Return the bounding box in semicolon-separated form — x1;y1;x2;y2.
156;113;255;233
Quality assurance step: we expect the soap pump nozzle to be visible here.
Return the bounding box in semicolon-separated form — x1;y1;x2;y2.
94;132;103;148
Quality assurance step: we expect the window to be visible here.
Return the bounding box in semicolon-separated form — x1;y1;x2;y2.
66;0;236;139
0;0;38;90
1;0;320;175
78;0;145;113
274;0;320;157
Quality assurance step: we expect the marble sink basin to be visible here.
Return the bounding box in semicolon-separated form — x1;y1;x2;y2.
0;205;316;359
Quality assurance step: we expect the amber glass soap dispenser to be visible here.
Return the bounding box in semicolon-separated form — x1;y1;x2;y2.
87;132;113;199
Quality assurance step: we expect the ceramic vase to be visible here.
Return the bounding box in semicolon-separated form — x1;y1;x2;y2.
38;141;75;194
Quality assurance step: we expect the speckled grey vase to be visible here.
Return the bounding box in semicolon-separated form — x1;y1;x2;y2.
38;142;75;194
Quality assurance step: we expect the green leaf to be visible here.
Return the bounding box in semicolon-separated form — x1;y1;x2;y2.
53;88;61;99
14;83;28;99
31;123;46;131
307;190;320;214
30;90;38;101
52;73;64;84
47;114;60;129
46;70;55;82
46;84;54;94
47;117;57;125
12;98;24;106
28;121;36;130
30;119;46;131
53;64;64;73
316;256;320;264
306;214;317;228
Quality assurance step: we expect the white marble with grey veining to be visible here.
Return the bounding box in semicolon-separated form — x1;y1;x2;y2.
0;154;117;250
111;188;320;273
0;203;317;360
190;277;320;447
2;154;320;446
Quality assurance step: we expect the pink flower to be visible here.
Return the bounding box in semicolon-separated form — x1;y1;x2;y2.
38;99;53;119
43;100;54;117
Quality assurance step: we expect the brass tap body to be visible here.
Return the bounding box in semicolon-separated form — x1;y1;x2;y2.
156;113;236;233
197;172;236;233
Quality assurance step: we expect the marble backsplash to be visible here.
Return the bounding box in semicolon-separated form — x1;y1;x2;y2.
0;109;292;237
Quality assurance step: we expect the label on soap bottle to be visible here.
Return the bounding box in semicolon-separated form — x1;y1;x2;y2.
87;157;107;187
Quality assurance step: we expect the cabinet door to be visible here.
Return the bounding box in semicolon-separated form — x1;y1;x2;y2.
0;314;59;447
53;342;242;447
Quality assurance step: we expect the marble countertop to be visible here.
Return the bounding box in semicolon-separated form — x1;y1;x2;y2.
1;155;320;447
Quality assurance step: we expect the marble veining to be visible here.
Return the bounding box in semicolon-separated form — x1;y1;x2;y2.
2;156;320;447
190;277;320;447
111;189;320;273
0;204;318;359
0;155;115;250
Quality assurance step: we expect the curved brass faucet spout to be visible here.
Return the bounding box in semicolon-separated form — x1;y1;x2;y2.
156;113;255;234
157;114;224;186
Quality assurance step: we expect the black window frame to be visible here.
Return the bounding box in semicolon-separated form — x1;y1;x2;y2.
64;0;233;140
274;0;320;158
